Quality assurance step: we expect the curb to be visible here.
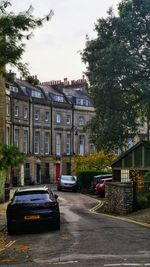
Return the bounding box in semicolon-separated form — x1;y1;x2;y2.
89;198;150;229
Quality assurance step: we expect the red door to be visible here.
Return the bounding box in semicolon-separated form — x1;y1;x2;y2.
56;163;60;182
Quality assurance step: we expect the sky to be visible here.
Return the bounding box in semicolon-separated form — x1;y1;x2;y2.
9;0;121;83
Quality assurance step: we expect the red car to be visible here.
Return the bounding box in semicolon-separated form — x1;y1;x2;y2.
95;177;112;196
91;174;112;192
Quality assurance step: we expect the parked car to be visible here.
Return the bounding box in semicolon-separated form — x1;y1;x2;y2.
57;175;78;192
91;174;112;193
6;185;60;235
95;177;112;196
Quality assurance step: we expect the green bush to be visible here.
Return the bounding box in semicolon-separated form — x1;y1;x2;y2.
137;192;150;209
76;169;112;192
0;170;5;203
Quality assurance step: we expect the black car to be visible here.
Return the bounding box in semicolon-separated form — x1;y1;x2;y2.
6;185;60;234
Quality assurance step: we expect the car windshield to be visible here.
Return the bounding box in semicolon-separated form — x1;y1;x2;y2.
13;192;50;203
61;176;75;181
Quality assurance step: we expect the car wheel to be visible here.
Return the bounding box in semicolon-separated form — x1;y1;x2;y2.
57;186;61;191
53;220;60;230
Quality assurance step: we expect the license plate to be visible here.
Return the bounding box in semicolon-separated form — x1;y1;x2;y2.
24;215;40;220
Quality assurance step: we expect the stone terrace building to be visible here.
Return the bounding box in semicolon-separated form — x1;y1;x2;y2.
4;76;95;185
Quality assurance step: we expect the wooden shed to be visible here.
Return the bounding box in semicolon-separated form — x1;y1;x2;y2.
112;140;150;182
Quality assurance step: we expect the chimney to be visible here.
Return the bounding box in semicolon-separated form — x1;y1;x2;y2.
8;70;16;82
64;78;68;86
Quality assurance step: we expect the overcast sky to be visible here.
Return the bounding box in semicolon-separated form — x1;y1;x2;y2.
9;0;121;82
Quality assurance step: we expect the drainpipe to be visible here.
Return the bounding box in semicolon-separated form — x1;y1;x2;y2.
32;100;34;153
51;103;53;155
29;97;31;153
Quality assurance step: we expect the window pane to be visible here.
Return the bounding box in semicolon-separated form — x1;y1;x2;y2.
56;134;61;155
45;132;50;154
34;132;40;154
56;114;61;123
23;131;28;153
66;134;71;154
79;135;85;155
15;106;19;117
14;129;19;146
24;108;28;119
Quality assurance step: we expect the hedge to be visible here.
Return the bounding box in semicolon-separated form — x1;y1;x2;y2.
76;169;112;192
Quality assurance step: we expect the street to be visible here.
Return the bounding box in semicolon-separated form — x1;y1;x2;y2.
0;185;150;267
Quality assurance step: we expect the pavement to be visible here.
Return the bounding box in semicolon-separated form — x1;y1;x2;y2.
0;187;150;253
0;187;14;252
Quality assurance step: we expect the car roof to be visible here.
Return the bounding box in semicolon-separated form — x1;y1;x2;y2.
61;175;74;178
94;174;112;178
15;185;49;193
100;178;112;182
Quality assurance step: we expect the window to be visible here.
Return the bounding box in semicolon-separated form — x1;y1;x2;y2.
76;98;89;106
23;130;28;153
6;103;10;116
79;116;85;126
45;111;49;122
14;106;19;117
53;95;64;102
121;170;130;182
83;99;89;106
24;163;30;179
44;163;50;179
24;107;28;119
44;132;50;154
66;115;71;125
56;134;61;155
14;129;19;147
56;114;61;123
90;143;95;154
35;109;40;121
31;90;42;98
6;127;10;145
34;132;40;154
9;85;18;93
79;135;85;155
66;134;71;155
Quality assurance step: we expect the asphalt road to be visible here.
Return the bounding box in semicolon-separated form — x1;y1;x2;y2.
0;185;150;267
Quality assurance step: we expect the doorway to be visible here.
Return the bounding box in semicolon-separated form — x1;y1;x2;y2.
36;163;41;184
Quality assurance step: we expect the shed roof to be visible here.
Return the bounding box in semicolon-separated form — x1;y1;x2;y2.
112;140;150;170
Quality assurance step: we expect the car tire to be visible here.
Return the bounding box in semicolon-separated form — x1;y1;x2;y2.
53;220;60;230
57;186;61;191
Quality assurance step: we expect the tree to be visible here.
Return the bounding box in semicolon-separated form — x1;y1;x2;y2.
0;0;54;76
82;0;150;152
73;151;117;173
0;144;25;171
0;1;54;143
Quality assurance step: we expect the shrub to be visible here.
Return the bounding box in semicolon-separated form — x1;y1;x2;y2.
76;169;112;192
137;192;150;209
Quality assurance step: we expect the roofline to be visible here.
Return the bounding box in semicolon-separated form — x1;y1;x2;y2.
111;140;150;166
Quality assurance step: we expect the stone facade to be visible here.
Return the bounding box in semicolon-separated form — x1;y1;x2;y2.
3;77;95;185
105;182;133;215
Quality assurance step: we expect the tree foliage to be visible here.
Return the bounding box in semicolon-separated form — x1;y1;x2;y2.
82;0;150;151
0;144;25;171
0;0;54;76
73;151;117;173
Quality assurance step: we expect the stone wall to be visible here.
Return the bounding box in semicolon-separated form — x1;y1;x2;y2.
105;182;133;215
